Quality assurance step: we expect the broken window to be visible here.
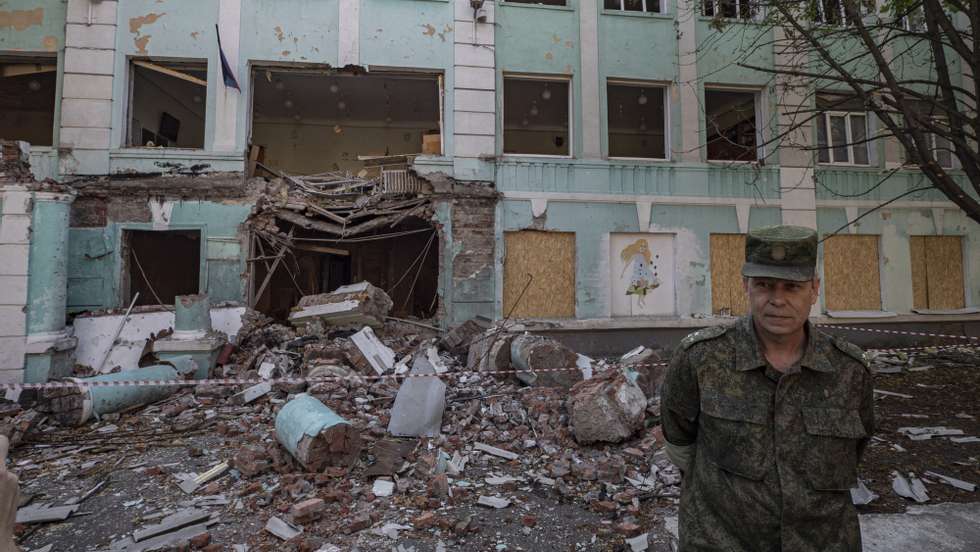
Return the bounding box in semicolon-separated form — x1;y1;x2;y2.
812;0;874;25
506;0;567;6
250;69;442;175
128;60;207;148
816;93;870;165
702;0;758;20
0;56;57;146
605;0;662;13
607;82;667;159
503;76;570;156
704;89;760;161
123;229;201;306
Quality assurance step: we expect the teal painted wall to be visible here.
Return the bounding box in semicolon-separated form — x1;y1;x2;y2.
695;20;773;86
0;0;66;52
26;195;71;334
66;201;251;311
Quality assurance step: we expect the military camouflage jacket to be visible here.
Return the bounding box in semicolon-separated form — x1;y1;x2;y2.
661;316;874;552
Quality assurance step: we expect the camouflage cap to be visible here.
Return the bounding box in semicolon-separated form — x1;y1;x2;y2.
741;225;818;282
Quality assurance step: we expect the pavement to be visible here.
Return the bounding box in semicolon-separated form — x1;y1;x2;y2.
861;503;980;551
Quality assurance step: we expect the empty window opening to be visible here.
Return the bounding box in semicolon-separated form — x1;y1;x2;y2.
607;83;667;159
250;70;442;175
705;89;759;161
506;0;567;6
605;0;661;13
123;229;201;306
813;0;874;25
504;77;570;156
251;215;440;322
128;60;207;148
816;94;870;165
703;0;758;20
0;57;57;146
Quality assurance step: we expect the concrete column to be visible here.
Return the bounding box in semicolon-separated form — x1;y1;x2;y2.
25;190;77;383
60;0;118;175
675;0;701;162
579;0;601;158
174;294;213;338
154;294;226;379
453;0;496;181
213;0;242;152
0;183;33;382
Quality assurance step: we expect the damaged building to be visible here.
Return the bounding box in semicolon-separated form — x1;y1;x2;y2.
1;0;979;385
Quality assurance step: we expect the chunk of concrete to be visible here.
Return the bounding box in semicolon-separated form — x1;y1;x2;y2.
290;282;393;329
349;326;396;376
275;394;362;471
568;369;647;445
387;355;446;438
510;335;581;388
466;332;514;375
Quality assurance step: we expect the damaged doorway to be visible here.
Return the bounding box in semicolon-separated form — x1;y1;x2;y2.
250;69;443;174
250;198;440;322
0;56;57;146
123;229;201;306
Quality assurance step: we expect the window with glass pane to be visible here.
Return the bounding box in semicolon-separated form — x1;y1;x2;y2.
608;84;667;159
606;0;661;12
816;112;870;165
703;0;755;18
504;77;570;156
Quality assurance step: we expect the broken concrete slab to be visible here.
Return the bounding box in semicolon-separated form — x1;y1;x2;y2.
265;516;303;541
349;326;396;375
568;369;647;445
133;509;211;542
892;471;930;503
231;381;272;405
474;442;518;461
387;354;446;438
439;318;488;355
290;282;393;330
15;503;79;524
924;471;977;492
275;394;362;471
510;335;582;388
851;479;879;505
477;496;510;509
898;426;965;440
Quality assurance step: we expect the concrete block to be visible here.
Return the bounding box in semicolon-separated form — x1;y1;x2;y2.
454;112;496;136
0;191;32;215
455;89;495;113
62;74;114;101
59;126;112;150
0;245;30;277
66;0;118;25
0;276;28;305
60;98;112;128
0;214;31;244
0;307;26;337
454;66;496;91
64;48;115;75
0;337;26;372
453;134;495;158
454;43;494;67
65;23;118;50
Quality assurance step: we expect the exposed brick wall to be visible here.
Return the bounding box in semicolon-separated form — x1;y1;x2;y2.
449;194;496;322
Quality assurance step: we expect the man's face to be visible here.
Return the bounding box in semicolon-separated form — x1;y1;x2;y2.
744;276;819;336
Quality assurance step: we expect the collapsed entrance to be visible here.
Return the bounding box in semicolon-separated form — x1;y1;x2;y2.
249;69;443;175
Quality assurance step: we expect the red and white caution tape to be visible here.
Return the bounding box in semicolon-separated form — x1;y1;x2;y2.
816;324;979;342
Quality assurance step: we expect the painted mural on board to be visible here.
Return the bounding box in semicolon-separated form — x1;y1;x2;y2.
610;233;675;316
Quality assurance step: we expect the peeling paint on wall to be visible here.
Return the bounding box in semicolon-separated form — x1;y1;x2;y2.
41;35;57;50
274;26;284;41
0;8;44;31
129;12;166;54
421;24;436;37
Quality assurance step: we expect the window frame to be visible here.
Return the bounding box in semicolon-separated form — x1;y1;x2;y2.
926;118;955;169
605;0;663;14
125;57;209;150
816;110;871;166
814;0;874;26
703;87;764;163
606;79;670;161
502;73;574;159
702;0;762;21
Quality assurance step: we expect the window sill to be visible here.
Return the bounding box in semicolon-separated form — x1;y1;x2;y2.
697;15;765;26
499;2;575;12
815;163;879;170
600;9;672;20
502;153;574;159
608;156;671;163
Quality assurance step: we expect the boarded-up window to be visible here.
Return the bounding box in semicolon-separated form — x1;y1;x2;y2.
910;236;965;309
503;231;575;318
710;234;749;316
823;234;882;311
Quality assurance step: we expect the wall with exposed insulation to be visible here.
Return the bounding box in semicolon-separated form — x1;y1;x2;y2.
66;199;252;311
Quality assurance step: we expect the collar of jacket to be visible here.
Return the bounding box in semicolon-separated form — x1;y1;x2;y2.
735;315;834;373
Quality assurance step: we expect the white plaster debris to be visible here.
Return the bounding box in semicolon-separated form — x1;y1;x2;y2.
265;516;303;540
351;326;396;375
626;532;649;552
898;427;966;440
474;442;519;461
892;471;930;503
477;496;511;509
851;479;879;505
924;471;977;492
874;389;914;399
372;479;395;497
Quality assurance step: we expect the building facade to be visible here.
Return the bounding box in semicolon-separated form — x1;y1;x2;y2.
1;0;978;382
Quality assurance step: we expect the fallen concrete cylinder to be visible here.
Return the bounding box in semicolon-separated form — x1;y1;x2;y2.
275;393;362;471
40;364;183;426
510;335;582;388
387;354;446;438
568;369;647;445
466;332;514;375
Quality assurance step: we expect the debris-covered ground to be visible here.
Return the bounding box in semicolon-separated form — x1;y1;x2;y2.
2;285;978;551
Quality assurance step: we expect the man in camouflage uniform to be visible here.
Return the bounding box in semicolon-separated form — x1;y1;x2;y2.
661;225;874;551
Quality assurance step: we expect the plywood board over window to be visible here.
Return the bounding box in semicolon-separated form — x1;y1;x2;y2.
823;234;882;311
910;236;965;309
503;231;575;318
710;234;749;316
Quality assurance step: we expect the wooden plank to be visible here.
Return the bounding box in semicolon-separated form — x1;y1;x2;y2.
823;234;882;311
709;234;749;316
503;231;575;318
909;236;928;310
132;60;207;87
924;236;965;309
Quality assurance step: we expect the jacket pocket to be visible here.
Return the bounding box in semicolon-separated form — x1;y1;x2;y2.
699;395;771;480
801;406;866;490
